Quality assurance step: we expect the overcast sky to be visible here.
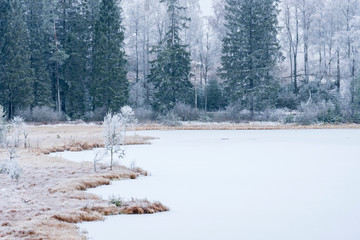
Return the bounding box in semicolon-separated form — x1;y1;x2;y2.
199;0;213;16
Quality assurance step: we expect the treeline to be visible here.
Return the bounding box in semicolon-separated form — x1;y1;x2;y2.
0;0;127;119
1;0;360;124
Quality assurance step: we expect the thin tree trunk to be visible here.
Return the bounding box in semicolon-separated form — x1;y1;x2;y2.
336;48;341;91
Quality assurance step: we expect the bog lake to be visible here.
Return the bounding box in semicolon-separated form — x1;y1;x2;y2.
52;129;360;240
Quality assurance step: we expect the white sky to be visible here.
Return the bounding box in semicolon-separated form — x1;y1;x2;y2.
199;0;213;16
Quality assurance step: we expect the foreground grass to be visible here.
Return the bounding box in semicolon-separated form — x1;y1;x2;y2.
1;122;358;239
0;125;166;240
133;122;360;131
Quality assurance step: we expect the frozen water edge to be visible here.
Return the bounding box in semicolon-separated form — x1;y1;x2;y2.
58;129;360;240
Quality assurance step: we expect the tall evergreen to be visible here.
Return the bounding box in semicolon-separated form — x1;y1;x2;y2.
220;0;280;116
148;0;192;113
92;0;128;112
0;0;34;118
48;0;69;115
24;0;53;107
61;0;90;119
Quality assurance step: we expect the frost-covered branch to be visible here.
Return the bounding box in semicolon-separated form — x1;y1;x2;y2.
121;106;137;130
10;116;24;147
8;116;30;148
103;112;126;170
0;106;7;147
93;149;106;172
0;148;22;185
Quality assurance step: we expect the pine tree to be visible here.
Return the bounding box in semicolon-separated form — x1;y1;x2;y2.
0;0;34;118
92;0;128;112
24;0;53;107
206;79;224;111
47;0;69;115
148;0;192;113
61;0;90;119
221;0;280;116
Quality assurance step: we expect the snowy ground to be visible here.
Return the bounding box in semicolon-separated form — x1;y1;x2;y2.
59;129;360;240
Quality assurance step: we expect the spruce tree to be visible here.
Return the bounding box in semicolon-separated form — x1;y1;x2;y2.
207;79;224;111
148;0;192;113
92;0;128;112
24;0;53;107
61;0;90;119
220;0;280;116
0;0;34;118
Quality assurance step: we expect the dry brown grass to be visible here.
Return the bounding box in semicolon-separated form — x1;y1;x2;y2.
25;124;153;156
83;205;120;216
0;217;86;240
49;176;111;193
131;122;360;131
52;210;104;223
0;124;166;240
120;199;169;214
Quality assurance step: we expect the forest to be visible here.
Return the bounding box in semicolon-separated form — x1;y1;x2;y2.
1;0;360;124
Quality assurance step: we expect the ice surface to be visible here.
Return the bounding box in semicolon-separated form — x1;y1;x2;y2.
59;130;360;240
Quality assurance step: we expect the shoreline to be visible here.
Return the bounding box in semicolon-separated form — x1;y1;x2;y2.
1;123;359;239
0;125;164;240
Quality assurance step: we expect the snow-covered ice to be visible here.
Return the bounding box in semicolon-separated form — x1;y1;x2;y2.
59;129;360;240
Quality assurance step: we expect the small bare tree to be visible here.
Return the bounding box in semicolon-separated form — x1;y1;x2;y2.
121;105;137;138
121;106;137;129
11;116;24;147
0;148;22;185
103;112;125;170
93;149;106;172
9;116;29;148
0;106;6;147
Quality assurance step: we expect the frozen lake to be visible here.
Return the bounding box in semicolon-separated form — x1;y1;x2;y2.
58;129;360;240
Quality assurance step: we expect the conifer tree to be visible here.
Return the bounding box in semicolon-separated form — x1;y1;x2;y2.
206;79;224;111
148;0;192;113
92;0;128;112
24;0;53;107
61;0;90;119
0;0;34;118
221;0;280;116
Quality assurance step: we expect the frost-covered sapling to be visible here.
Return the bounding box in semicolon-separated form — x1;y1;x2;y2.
120;105;137;140
21;122;29;148
0;148;23;185
0;105;7;146
93;149;106;172
121;106;137;129
11;116;26;147
103;112;125;170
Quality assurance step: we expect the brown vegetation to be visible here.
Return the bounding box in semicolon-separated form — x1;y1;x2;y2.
120;200;169;214
0;124;166;240
132;122;360;131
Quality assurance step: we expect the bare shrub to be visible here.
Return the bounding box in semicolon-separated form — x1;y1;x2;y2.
134;107;156;122
296;100;341;125
160;111;181;126
0;149;22;185
84;107;107;122
172;103;199;121
17;106;65;122
208;106;247;122
254;108;292;122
